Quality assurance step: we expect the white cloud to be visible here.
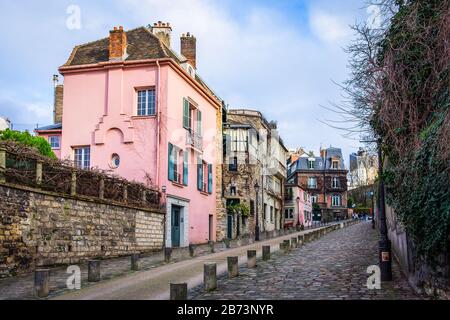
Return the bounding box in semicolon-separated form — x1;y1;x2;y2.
309;10;353;44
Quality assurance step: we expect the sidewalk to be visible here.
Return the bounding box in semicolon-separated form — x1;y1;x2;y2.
51;223;346;300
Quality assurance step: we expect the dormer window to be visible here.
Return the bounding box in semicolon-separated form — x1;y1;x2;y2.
308;159;315;169
332;160;339;169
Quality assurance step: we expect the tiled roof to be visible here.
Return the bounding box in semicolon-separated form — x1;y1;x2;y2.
289;147;347;176
35;123;62;131
63;27;182;67
61;26;221;103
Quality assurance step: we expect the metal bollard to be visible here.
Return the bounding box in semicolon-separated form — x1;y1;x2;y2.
262;246;271;261
283;240;291;252
170;283;188;300
227;256;239;278
189;244;195;257
88;260;101;282
34;269;50;298
247;250;257;268
291;237;298;248
131;253;140;271
165;247;172;263
208;241;215;253
204;263;217;292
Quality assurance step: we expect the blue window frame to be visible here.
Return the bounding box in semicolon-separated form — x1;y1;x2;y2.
137;89;156;116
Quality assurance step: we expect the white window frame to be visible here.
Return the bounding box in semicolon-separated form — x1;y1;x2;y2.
74;146;90;169
332;177;339;188
332;195;341;207
308;160;315;169
308;177;317;188
137;88;156;116
49;136;60;150
332;160;339;169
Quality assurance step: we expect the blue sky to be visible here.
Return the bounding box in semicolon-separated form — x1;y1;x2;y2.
0;0;373;165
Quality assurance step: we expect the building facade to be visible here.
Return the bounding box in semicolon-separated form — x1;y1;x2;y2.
284;183;313;228
287;147;349;221
220;109;288;240
36;23;223;247
349;147;378;190
0;117;11;131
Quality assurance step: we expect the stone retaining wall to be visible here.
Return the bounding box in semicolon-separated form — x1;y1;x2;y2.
0;183;164;278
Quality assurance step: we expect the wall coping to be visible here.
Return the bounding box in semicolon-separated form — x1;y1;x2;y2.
0;181;165;215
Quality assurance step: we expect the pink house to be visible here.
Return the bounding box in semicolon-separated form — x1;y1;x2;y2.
36;23;223;247
284;184;313;228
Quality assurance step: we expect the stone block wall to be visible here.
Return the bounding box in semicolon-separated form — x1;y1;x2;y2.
0;183;164;278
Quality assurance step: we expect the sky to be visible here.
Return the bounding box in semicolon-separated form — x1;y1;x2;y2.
0;0;375;166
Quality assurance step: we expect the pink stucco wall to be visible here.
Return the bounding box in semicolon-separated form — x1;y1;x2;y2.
58;62;219;245
289;186;312;228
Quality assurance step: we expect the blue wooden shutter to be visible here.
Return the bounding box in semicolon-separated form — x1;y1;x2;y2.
207;164;213;194
168;143;174;181
183;98;190;129
183;150;188;186
197;156;203;191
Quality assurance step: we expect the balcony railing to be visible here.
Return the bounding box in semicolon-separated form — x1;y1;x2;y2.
186;129;202;151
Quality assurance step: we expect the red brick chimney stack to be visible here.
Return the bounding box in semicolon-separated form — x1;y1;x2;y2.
181;32;197;69
109;26;127;61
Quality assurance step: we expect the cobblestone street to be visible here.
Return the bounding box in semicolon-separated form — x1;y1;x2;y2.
191;221;425;300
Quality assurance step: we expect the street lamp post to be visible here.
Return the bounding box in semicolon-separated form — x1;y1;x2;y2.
359;138;393;281
254;182;260;241
377;139;392;281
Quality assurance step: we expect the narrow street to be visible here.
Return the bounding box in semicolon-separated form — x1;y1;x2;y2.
191;221;424;300
48;225;335;300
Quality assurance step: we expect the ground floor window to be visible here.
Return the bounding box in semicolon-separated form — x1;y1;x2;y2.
284;208;294;219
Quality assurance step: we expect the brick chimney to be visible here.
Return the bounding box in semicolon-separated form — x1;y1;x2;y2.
109;26;127;61
52;74;63;124
54;85;64;124
181;32;197;69
151;21;172;48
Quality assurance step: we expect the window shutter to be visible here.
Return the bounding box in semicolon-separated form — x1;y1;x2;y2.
168;143;174;181
207;164;213;194
197;156;203;191
197;110;202;136
183;150;189;186
183;98;190;129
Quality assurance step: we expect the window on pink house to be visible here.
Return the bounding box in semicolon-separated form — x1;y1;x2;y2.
137;89;156;116
49;136;60;149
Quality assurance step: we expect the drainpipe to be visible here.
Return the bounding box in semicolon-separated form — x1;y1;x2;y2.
156;60;165;247
156;60;161;188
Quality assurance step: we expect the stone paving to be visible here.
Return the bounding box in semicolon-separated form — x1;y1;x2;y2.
191;221;425;300
0;244;216;300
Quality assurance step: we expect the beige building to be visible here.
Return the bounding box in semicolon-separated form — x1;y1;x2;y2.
219;109;288;240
